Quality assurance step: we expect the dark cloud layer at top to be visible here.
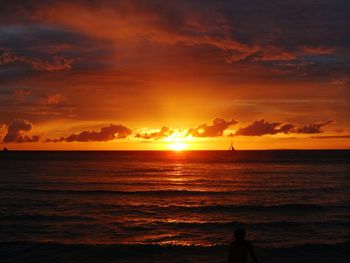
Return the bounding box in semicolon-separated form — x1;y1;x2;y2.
0;1;348;86
0;1;349;66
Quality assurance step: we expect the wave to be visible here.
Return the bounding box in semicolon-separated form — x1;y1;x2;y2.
0;214;95;222
107;203;348;213
0;187;346;196
119;220;350;233
3;213;348;230
131;220;350;229
0;188;228;195
1;241;349;263
7;201;342;213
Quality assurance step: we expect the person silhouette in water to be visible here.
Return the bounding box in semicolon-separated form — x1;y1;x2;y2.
228;228;259;263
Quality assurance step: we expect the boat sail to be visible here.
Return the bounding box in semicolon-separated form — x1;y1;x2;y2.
229;141;235;151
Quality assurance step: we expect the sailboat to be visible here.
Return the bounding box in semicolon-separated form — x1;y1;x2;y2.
229;141;235;151
3;147;8;152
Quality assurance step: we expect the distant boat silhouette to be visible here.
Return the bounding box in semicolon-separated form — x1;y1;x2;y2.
229;141;235;151
3;147;8;152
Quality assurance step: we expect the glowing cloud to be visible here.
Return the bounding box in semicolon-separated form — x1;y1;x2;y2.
136;127;173;140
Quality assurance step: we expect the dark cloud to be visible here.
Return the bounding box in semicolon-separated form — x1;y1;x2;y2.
0;51;74;71
10;88;65;105
296;121;333;134
0;24;97;52
13;88;32;103
279;123;296;134
0;24;114;80
235;119;295;136
1;1;349;68
136;126;173;140
0;1;348;89
47;124;132;142
188;118;238;137
235;119;333;136
3;119;41;143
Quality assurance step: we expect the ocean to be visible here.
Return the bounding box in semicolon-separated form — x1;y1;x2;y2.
0;150;349;262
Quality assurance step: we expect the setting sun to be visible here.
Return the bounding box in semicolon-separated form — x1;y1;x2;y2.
168;141;187;151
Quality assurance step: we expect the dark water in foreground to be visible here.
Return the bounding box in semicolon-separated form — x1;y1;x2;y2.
0;150;349;262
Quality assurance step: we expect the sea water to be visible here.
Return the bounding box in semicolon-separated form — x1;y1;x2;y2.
0;150;349;262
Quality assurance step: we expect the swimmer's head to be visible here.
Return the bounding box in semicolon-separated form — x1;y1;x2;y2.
234;227;246;241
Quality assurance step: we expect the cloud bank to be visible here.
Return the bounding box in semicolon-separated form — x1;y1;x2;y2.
188;118;238;137
47;124;132;142
2;117;338;144
136;127;173;140
296;121;333;134
235;119;294;136
235;119;333;136
3;119;41;143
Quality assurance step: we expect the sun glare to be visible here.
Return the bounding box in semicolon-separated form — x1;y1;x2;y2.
169;141;187;151
162;130;192;151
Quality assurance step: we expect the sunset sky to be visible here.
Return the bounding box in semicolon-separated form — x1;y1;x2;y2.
0;0;349;150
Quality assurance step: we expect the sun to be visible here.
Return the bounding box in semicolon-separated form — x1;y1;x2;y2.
168;141;187;151
163;130;192;151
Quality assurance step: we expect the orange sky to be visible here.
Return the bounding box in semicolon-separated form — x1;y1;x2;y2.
0;0;349;150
